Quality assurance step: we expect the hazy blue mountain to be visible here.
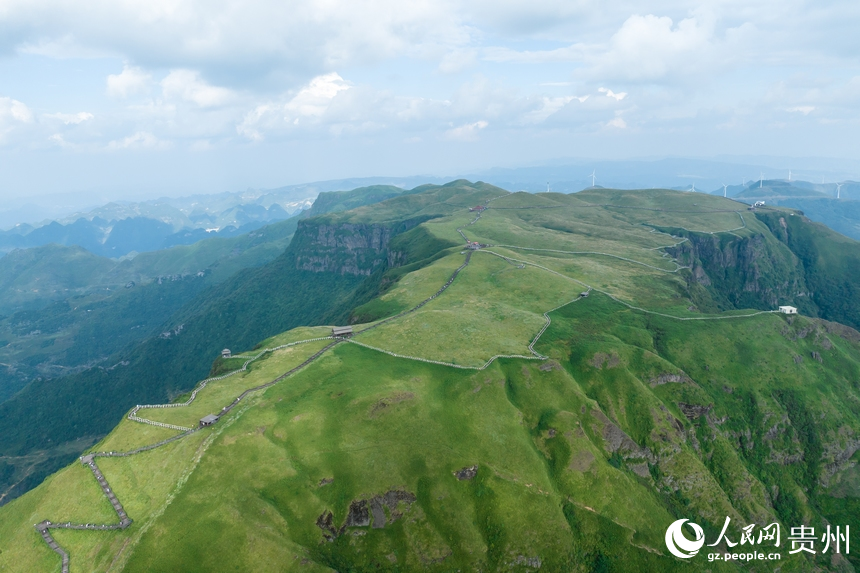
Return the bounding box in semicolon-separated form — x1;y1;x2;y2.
0;206;295;259
6;159;860;258
465;157;859;193
735;179;832;199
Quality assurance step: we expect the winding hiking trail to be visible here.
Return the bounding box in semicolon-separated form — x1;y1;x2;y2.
34;340;341;573
31;212;493;573
32;195;776;572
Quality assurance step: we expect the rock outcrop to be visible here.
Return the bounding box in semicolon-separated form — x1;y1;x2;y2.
291;216;433;276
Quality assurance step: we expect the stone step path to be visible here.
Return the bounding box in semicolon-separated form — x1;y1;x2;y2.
218;341;341;418
128;336;335;428
33;338;341;573
34;456;132;573
35;527;68;572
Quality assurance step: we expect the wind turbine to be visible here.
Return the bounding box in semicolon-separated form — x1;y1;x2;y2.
760;172;764;189
547;181;550;193
837;182;843;199
722;184;728;197
788;169;792;181
590;170;596;187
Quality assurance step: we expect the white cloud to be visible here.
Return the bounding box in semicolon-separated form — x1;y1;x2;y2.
48;133;75;148
107;66;152;98
237;70;643;142
580;12;761;85
590;14;715;82
482;44;586;64
161;69;236;108
189;139;214;151
237;73;351;140
0;97;33;142
108;131;171;150
0;0;472;83
44;112;94;124
598;88;627;101
607;115;627;129
438;49;478;73
786;105;815;115
461;0;596;38
483;11;756;86
3;0;860;163
286;73;351;117
444;120;488;141
18;34;112;59
0;97;33;123
523;96;581;123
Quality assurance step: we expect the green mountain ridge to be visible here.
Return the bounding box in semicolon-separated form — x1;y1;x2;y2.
1;183;859;572
0;183;436;505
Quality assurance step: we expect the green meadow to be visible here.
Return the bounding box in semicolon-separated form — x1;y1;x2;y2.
1;185;858;572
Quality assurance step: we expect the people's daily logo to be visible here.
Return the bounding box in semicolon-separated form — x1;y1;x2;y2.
665;519;705;559
665;517;849;562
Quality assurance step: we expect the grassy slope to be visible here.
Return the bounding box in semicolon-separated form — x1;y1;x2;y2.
1;187;859;572
0;182;438;503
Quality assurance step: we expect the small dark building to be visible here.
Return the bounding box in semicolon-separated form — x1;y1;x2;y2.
332;326;354;338
580;291;590;298
221;348;232;358
200;414;220;427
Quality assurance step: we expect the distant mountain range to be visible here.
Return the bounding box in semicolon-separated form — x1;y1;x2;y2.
5;157;860;262
0;177;455;258
6;155;860;233
0;193;309;259
464;157;860;194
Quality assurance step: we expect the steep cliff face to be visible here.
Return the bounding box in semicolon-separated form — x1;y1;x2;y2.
288;215;426;276
292;222;392;276
666;229;810;312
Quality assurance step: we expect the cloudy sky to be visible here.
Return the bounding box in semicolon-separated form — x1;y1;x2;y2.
1;0;859;199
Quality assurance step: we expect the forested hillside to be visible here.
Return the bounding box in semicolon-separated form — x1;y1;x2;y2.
0;183;450;504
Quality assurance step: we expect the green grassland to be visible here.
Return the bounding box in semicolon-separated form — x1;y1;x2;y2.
1;185;859;572
357;252;574;367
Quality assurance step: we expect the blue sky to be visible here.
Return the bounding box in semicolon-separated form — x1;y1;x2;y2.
1;0;859;200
